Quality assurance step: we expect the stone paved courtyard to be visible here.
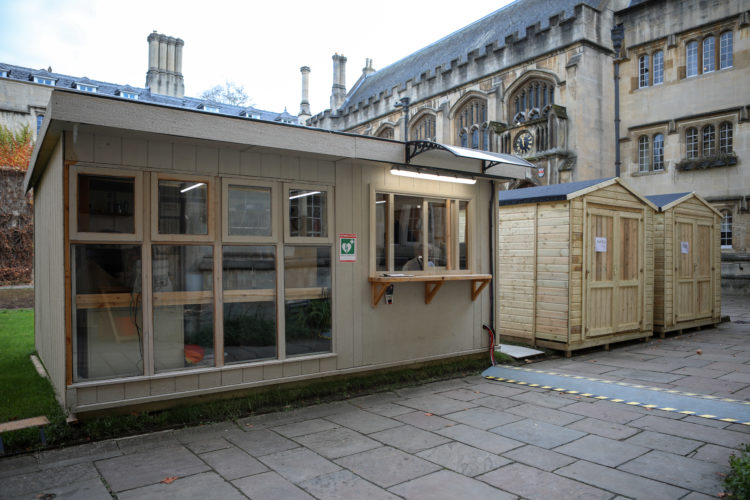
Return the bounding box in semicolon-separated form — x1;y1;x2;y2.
1;294;748;499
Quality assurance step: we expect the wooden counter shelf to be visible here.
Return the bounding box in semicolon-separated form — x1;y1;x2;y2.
368;274;492;307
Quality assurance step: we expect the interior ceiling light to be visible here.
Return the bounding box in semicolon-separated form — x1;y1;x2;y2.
289;190;321;200
180;182;206;193
390;167;476;185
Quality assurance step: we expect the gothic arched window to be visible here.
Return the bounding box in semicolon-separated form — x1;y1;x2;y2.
411;114;436;142
455;98;487;150
376;126;394;140
509;78;555;124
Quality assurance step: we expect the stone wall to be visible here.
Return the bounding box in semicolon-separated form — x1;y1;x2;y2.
0;167;33;284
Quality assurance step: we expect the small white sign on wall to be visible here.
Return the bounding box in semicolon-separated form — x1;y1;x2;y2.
681;241;690;254
595;237;607;253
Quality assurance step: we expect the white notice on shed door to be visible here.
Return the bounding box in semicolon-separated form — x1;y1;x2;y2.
595;237;607;252
681;241;689;254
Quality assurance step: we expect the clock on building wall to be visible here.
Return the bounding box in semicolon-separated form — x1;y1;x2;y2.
513;130;534;155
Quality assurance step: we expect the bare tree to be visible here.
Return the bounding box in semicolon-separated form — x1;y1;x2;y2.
199;81;252;106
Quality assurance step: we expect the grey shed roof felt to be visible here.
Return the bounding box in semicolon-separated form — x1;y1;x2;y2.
645;192;692;210
498;177;614;206
341;0;603;112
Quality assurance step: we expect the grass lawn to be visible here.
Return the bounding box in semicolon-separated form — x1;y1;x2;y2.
0;307;502;455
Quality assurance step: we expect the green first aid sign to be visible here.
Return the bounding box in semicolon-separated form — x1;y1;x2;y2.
339;233;357;262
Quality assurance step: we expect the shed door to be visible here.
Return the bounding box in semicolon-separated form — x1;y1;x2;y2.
586;208;642;337
674;218;713;322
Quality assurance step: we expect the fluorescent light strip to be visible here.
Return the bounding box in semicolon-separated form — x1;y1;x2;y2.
390;167;476;185
289;190;321;200
180;182;206;193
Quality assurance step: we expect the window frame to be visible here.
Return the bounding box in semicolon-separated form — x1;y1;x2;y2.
720;31;733;70
638;54;650;88
686;127;698;159
652;134;664;171
702;36;716;73
686;40;698;77
720;210;732;249
638;136;650;172
702;124;716;157
652;50;664;85
33;76;56;86
719;122;733;154
70;165;144;242
283;182;334;244
150;173;215;243
221;178;279;244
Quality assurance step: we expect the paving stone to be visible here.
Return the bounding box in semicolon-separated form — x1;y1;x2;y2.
200;445;268;480
510;390;582;408
471;395;523;410
691;443;737;465
436;423;523;454
0;454;38;478
502;444;577;471
565;416;640;440
416;441;509;476
683;415;731;428
2;462;100;498
672;366;732;378
184;436;234;454
398;394;478;415
560;400;645;424
118;471;245;500
681;492;724;500
348;392;401;408
490;419;586;449
478;462;611;500
557;460;688;499
619;449;729;495
363;402;416;417
469;381;528;398
299;469;399;499
719;371;750;384
437;388;486;401
395;410;456;431
390;469;515;500
624;430;702;455
506;402;584;426
553;434;649;467
271;418;339;438
225;428;298;457
96;445;209;492
257;446;340;483
173;421;240;443
325;408;401;434
671;375;747;395
442;407;522;429
629;415;747;449
605;368;685;384
334;446;440;488
232;471;314;500
9;478;112;500
37;440;121;467
293;426;380;459
369;424;450;453
115;429;181;453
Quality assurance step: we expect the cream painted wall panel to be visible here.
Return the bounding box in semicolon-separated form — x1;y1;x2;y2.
281;156;300;179
300;158;318;182
243;365;263;383
300;359;320;375
67;131;94;163
122;138;148;167
240;151;261;177
334;161;355;369
93;135;122;165
199;372;221;389
319;161;336;184
263;364;283;380
196;146;219;175
222;368;242;386
125;381;150;399
150;377;176;396
175;374;199;392
261;154;281;179
148;141;172;170
219;149;240;175
351;163;365;367
173;143;195;172
283;362;301;378
97;384;125;403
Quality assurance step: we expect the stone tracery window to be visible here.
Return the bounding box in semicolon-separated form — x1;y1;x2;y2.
510;79;554;124
455;98;488;150
411;114;436;141
376;126;394;140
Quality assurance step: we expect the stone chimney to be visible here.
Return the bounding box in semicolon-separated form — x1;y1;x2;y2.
330;53;347;111
362;58;375;77
299;66;311;124
146;31;185;98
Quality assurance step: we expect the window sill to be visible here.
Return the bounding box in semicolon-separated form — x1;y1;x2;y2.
631;169;666;177
368;274;492;307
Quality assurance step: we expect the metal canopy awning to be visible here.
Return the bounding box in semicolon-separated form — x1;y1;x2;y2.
405;140;534;180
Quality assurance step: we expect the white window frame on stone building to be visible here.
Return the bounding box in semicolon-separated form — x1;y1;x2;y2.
638;136;650;172
638;55;649;88
685;31;733;79
653;51;664;85
702;36;716;73
720;210;732;249
652;134;664;171
719;122;733;154
720;31;733;69
75;83;98;93
33;76;56;86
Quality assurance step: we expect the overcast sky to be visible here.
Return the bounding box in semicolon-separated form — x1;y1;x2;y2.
0;0;513;115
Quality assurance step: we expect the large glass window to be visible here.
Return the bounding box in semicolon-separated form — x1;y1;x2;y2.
653;134;664;171
720;31;733;69
284;246;331;357
638;136;649;172
653;51;664;85
288;188;327;238
719;122;733;154
703;125;716;156
72;245;143;382
223;246;276;363
157;179;208;235
412;115;436;141
638;55;649;88
456;98;487;150
686;41;698;77
702;36;715;73
375;193;388;272
686;128;698;159
721;210;732;248
227;185;271;237
152;245;214;372
77;174;135;234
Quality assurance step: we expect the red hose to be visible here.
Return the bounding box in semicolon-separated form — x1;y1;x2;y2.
483;324;497;366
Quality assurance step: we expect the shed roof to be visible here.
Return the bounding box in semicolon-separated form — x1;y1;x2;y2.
645;192;692;210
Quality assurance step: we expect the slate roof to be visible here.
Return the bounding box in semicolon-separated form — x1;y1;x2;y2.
0;62;294;124
498;177;613;206
645;192;692;210
341;0;603;112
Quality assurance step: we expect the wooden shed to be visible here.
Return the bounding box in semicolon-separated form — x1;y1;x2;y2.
496;178;657;356
646;192;722;336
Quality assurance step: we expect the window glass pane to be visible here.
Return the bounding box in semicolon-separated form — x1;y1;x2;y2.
703;125;715;156
719;122;733;154
720;32;733;69
289;189;327;237
428;200;447;268
228;185;271;236
458;201;468;270
152;245;214;372
77;174;135;233
639;55;649;88
158;180;208;235
73;245;142;381
471;129;479;149
284;246;331;357
394;195;423;271
653;134;664;171
223;246;276;363
686;41;698;77
375;193;388;271
703;37;715;73
638;136;649;172
721;211;732;247
686;128;698;159
653;51;664;85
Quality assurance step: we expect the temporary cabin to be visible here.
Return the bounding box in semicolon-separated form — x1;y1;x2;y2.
646;192;722;336
24;90;531;415
496;178;657;356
